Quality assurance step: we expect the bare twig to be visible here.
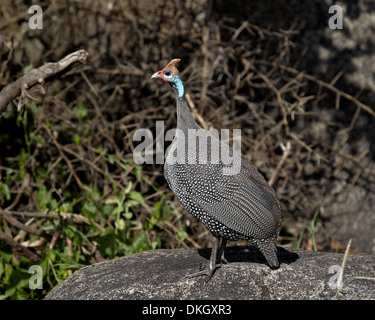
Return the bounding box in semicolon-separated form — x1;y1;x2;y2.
0;208;47;237
5;173;30;211
1;209;106;232
256;59;375;118
268;141;291;187
185;92;209;131
42;123;84;189
0;49;89;115
0;231;40;261
200;26;210;112
2;209;59;219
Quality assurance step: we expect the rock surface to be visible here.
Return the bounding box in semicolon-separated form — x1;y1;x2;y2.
45;246;375;300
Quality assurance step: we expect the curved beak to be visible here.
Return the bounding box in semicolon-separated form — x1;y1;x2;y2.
151;70;163;79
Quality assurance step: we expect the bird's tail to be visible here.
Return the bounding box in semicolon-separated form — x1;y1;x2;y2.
254;238;279;269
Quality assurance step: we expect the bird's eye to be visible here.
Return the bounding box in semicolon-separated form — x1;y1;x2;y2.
164;70;172;77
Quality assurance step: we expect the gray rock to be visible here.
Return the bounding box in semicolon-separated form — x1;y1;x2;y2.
45;246;375;300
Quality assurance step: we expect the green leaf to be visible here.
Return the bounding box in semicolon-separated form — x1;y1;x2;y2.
15;276;29;290
30;132;43;144
116;218;126;231
128;190;144;204
74;103;88;119
0;182;11;201
59;201;73;212
93;229;117;258
4;264;14;284
18;148;28;167
107;154;116;165
134;166;142;182
177;230;188;242
63;226;75;239
124;181;133;194
50;198;58;211
0;287;15;300
125;199;141;208
41;222;58;232
101;204;115;218
35;167;49;179
85;185;101;203
123;208;132;220
81;201;96;220
73;134;80;145
151;238;161;250
148;215;157;227
162;204;170;221
151;201;161;219
37;186;50;209
132;231;148;252
29;101;39;114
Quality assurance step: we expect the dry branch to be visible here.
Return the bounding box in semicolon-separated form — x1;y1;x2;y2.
256;59;375;118
0;209;46;238
268;141;291;187
0;231;40;261
0;49;89;115
1;209;106;233
1;209;59;219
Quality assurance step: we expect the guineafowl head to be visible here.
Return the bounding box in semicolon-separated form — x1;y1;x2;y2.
151;58;185;98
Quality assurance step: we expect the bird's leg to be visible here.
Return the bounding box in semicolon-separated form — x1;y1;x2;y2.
186;235;222;281
218;238;228;264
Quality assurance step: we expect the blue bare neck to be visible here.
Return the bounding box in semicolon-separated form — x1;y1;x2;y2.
171;75;184;98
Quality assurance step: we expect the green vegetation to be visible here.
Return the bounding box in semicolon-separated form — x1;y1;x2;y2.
0;99;186;299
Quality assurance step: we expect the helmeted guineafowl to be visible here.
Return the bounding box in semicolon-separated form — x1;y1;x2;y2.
151;59;282;280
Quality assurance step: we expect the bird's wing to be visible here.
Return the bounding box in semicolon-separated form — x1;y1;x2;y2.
189;158;281;239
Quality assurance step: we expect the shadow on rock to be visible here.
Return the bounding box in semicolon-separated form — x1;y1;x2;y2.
197;245;299;267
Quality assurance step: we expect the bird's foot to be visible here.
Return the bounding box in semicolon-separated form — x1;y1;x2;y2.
185;263;222;282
